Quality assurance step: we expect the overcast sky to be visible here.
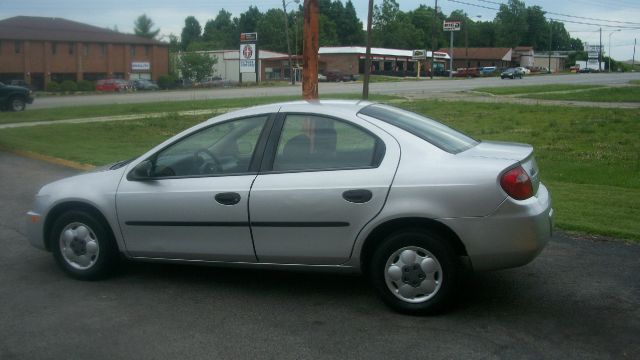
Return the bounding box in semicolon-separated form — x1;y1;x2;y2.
1;0;638;60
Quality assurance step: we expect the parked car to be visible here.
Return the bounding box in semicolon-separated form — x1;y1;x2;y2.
0;81;34;111
516;67;531;75
131;79;159;91
96;79;131;92
26;100;553;315
198;76;233;88
479;67;497;76
453;68;480;77
317;73;328;82
501;68;524;79
578;67;592;73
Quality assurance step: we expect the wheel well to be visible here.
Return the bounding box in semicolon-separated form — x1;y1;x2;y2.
43;201;115;252
360;217;467;272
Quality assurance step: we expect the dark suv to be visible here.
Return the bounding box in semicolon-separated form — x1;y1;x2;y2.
0;81;34;111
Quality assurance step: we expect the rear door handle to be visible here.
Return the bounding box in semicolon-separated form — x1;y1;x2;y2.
342;189;372;203
215;192;241;205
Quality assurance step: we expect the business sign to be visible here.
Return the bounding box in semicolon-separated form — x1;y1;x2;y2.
240;43;256;73
412;49;427;60
585;44;601;53
240;32;258;43
443;21;461;31
131;62;150;71
588;52;599;59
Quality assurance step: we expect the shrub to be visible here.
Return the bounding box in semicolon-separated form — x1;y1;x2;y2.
157;75;177;90
46;81;60;92
77;80;94;92
60;80;78;92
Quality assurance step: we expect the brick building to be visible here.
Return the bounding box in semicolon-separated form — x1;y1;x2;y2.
0;16;169;90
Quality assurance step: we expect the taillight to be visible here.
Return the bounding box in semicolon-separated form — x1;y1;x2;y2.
500;165;533;200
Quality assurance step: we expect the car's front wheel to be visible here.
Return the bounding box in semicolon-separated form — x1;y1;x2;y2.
370;229;458;315
9;96;26;111
51;210;119;280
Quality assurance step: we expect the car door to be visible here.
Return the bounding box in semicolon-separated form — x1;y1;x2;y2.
249;110;400;265
116;114;273;262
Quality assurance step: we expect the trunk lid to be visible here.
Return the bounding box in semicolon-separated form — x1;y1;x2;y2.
460;141;540;195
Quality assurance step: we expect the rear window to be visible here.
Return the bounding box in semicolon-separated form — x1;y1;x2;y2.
358;104;477;154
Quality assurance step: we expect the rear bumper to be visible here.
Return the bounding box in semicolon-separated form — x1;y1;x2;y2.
440;183;553;272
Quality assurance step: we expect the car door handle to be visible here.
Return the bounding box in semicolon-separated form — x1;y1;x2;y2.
215;192;241;205
342;189;373;203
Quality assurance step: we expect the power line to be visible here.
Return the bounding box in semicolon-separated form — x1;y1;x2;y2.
473;0;640;25
446;0;640;29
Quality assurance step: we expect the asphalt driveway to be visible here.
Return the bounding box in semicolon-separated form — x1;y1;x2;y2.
0;151;638;359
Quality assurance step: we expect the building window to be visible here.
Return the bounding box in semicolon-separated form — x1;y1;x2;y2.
100;44;106;56
130;46;136;57
0;40;2;55
52;43;58;55
68;42;74;55
83;44;89;56
14;40;22;54
145;45;150;56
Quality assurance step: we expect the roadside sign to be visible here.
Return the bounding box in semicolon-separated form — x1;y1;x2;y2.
240;32;258;43
443;21;461;31
240;43;256;73
412;49;427;60
587;52;599;59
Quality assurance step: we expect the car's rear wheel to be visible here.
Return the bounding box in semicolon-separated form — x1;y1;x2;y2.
51;210;118;280
370;229;458;315
9;97;26;112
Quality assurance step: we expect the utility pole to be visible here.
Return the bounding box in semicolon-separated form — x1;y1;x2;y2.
633;38;637;70
599;27;602;72
548;22;552;74
430;0;438;79
362;0;373;100
302;0;319;100
282;0;296;85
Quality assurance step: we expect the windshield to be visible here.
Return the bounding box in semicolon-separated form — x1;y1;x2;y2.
358;104;478;154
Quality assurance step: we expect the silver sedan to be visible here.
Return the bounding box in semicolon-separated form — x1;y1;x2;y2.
26;100;553;314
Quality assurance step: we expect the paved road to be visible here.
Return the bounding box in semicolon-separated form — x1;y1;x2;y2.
1;151;638;359
31;72;640;109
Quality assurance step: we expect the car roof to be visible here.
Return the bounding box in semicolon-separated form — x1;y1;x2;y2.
220;99;376;119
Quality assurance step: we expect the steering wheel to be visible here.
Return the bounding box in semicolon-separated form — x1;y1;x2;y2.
194;148;222;174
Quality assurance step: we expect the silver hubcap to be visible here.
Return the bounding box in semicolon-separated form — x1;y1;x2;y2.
59;222;99;270
384;246;443;303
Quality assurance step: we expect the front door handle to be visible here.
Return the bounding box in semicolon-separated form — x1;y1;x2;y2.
215;192;241;205
342;189;373;203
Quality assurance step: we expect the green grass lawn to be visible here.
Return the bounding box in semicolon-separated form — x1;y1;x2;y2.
0;99;638;241
524;85;640;102
474;84;604;95
0;93;400;125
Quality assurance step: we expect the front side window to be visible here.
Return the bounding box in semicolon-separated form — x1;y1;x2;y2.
272;115;381;172
151;116;268;178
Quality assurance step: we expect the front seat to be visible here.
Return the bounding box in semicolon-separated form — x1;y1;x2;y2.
277;134;311;170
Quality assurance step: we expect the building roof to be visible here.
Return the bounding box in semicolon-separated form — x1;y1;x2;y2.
437;47;512;61
319;46;450;59
0;16;165;45
514;46;533;51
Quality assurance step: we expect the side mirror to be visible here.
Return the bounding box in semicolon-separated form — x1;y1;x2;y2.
127;159;154;181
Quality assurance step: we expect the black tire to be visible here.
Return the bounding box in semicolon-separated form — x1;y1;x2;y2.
50;210;119;280
9;96;26;112
369;228;459;315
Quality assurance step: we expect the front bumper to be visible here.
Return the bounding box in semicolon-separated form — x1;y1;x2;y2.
26;210;46;250
26;96;34;104
440;183;553;272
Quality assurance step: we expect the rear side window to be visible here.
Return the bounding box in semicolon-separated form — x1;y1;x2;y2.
273;115;383;171
359;104;477;154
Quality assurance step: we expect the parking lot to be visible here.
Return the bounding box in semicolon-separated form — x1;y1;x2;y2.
1;151;638;359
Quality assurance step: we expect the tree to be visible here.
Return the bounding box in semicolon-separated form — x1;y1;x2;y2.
495;0;528;47
339;0;364;45
133;14;160;39
257;9;288;53
203;9;238;49
181;16;202;51
238;6;263;34
179;52;217;82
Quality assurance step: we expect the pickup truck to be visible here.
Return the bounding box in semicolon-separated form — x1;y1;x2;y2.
0;81;34;111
